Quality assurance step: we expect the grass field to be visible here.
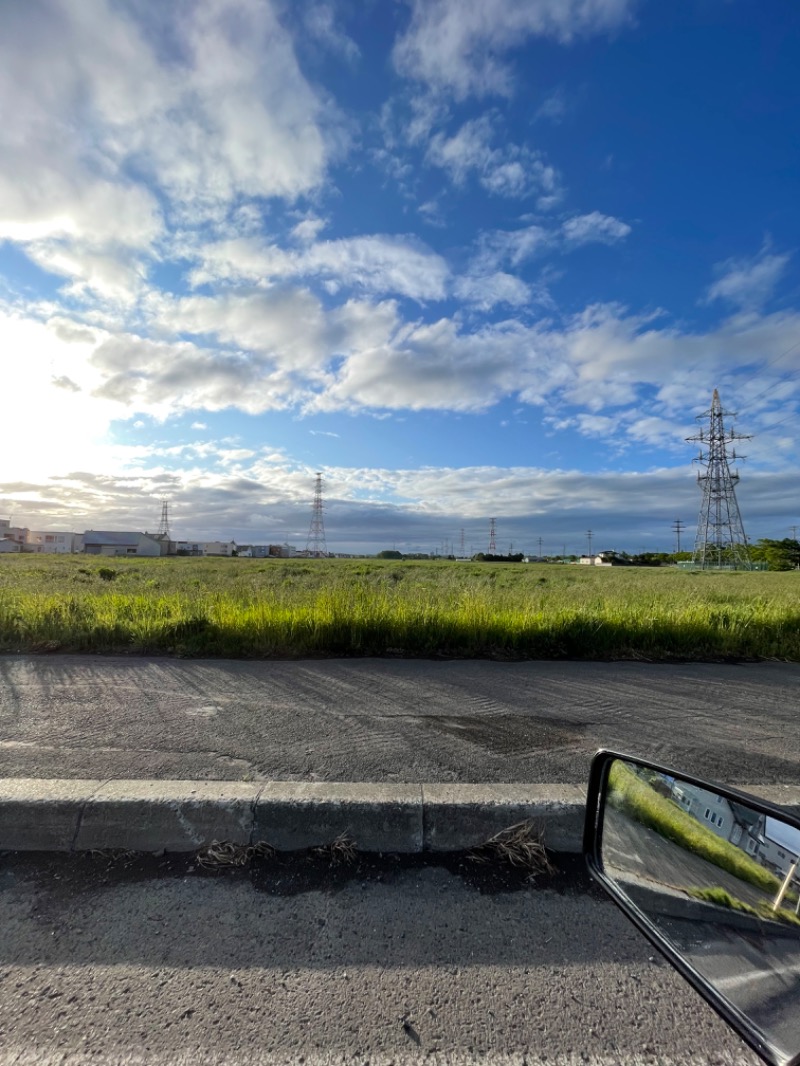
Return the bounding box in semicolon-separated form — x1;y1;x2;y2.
1;554;800;660
0;554;798;660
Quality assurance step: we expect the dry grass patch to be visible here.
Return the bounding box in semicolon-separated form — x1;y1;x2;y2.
468;820;555;876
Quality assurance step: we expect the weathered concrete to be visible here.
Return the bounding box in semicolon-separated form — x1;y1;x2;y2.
0;778;99;851
422;783;585;852
3;778;800;855
254;781;424;853
75;780;260;852
0;779;586;854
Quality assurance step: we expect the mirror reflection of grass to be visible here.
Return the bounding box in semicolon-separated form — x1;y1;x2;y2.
685;886;800;927
0;556;799;660
608;761;792;900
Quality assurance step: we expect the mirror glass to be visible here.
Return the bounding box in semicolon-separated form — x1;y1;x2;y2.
601;758;800;1064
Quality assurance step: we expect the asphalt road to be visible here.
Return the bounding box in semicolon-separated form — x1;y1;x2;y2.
660;916;800;1062
2;656;800;785
0;853;760;1065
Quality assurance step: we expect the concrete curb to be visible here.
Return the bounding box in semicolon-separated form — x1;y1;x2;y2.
1;780;798;856
0;779;585;855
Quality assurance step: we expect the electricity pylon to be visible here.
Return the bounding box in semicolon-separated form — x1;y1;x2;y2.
687;389;752;570
306;473;328;558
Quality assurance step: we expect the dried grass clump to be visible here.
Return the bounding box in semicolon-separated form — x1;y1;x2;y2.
197;840;274;868
313;832;357;865
468;820;555;875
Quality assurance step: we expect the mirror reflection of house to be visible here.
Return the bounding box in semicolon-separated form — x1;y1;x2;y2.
670;778;800;881
755;817;800;880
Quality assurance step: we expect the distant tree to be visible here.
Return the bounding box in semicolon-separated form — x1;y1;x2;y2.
630;552;673;567
376;550;403;560
471;553;523;563
750;538;800;571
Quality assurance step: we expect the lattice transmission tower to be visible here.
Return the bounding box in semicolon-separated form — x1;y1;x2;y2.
687;388;752;570
306;473;328;558
488;517;496;554
156;498;171;540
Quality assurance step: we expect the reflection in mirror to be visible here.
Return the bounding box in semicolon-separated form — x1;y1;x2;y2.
602;759;800;1065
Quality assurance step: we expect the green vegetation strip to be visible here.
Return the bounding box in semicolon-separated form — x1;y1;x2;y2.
0;556;799;660
686;887;800;928
608;761;786;898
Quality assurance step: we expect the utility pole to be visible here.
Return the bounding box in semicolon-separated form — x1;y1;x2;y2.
791;525;798;542
586;529;594;561
672;518;685;555
687;389;752;570
538;536;543;559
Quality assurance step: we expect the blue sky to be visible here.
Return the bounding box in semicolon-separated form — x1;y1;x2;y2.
1;0;799;555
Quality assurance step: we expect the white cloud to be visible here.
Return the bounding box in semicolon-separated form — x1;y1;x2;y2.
10;457;798;552
303;2;360;63
470;224;552;273
426;116;561;203
290;216;328;244
0;0;338;256
25;241;150;306
453;272;530;310
190;234;450;301
393;0;636;100
562;211;632;245
534;88;568;123
706;245;790;310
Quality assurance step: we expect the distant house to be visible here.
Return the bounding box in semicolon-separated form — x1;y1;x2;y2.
671;781;739;842
0;538;21;553
578;551;631;566
83;531;165;557
750;818;800;880
670;780;767;858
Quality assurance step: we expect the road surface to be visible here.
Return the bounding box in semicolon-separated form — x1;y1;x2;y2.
0;852;760;1065
1;656;799;784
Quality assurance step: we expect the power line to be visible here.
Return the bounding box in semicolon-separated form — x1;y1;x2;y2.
730;335;800;410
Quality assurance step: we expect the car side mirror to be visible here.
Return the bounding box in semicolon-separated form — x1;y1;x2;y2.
584;750;800;1066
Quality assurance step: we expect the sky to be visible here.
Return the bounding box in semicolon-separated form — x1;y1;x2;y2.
1;0;799;556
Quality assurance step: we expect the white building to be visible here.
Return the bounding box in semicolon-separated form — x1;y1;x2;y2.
174;540;237;556
26;531;78;554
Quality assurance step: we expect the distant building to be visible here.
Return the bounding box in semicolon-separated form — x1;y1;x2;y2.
83;531;165;557
0;538;21;553
199;540;237;556
671;781;737;842
578;551;631;566
173;540;237;557
26;531;79;554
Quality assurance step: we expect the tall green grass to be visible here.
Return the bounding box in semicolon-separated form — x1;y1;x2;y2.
0;555;798;660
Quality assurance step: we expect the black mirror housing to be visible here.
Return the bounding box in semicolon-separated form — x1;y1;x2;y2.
585;749;800;1066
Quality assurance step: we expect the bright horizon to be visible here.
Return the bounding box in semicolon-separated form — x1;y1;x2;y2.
2;1;799;556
